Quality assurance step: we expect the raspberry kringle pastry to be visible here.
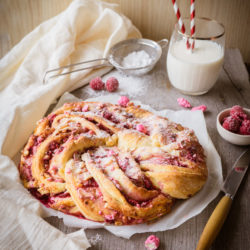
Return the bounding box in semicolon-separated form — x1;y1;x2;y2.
19;100;207;225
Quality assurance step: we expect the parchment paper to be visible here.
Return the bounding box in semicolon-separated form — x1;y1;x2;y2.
41;92;223;239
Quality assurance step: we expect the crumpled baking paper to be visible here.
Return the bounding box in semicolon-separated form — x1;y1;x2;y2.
40;92;223;239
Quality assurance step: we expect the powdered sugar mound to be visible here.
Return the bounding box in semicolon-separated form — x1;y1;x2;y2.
85;70;151;98
122;50;153;68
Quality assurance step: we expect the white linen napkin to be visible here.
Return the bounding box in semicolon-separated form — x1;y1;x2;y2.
0;0;141;248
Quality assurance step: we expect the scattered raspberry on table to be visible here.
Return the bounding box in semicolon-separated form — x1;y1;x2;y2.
145;235;160;250
177;97;191;108
191;105;207;112
106;77;119;92
90;77;105;90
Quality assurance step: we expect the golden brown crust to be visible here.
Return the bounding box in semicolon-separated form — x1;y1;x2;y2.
19;101;207;225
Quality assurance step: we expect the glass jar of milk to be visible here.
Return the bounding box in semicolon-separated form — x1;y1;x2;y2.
167;18;225;95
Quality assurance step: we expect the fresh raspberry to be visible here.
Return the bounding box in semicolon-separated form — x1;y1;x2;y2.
106;77;119;92
222;116;241;133
118;96;129;107
230;105;243;116
191;105;207;112
177;97;191;108
239;119;250;135
234;113;248;120
230;105;247;120
90;77;104;90
145;235;160;250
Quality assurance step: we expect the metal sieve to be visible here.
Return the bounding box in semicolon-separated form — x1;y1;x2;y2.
43;38;168;84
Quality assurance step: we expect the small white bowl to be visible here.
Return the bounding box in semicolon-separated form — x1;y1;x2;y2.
216;107;250;146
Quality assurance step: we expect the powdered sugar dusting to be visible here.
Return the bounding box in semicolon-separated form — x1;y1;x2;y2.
88;233;102;245
85;70;151;98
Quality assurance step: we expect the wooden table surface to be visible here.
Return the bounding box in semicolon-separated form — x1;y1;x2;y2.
43;47;249;250
1;22;250;250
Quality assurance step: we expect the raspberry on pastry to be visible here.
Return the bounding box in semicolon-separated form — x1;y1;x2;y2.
118;96;130;107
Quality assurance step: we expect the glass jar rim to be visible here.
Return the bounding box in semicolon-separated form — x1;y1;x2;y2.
175;17;225;40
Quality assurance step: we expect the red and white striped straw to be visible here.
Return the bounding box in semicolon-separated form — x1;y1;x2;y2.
171;0;190;49
190;0;195;50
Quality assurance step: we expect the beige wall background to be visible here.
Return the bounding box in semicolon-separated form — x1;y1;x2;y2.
0;0;250;62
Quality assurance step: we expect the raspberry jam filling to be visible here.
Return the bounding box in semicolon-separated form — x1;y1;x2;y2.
163;132;177;143
48;113;57;126
30;186;145;224
101;110;120;124
77;177;102;203
116;156;147;187
123;193;154;208
20;161;33;182
29;188;84;218
179;145;204;163
103;210;144;224
142;175;154;190
139;154;188;168
73;104;84;112
72;150;83;162
43;141;63;170
21;135;47;181
29;189;70;206
97;124;114;135
24;135;45;158
86;117;114;135
81;178;99;188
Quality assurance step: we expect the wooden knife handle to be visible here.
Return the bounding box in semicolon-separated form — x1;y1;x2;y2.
196;194;233;250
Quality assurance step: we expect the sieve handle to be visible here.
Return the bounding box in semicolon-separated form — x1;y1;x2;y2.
157;39;168;48
43;58;111;84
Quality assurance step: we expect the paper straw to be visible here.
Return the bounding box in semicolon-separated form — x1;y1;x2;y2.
171;0;190;49
190;0;195;50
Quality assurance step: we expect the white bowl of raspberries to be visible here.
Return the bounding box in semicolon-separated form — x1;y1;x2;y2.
217;105;250;145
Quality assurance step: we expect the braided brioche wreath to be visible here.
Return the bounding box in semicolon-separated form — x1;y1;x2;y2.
19;99;207;225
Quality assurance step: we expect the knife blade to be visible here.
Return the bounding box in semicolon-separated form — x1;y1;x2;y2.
197;148;250;250
222;148;250;198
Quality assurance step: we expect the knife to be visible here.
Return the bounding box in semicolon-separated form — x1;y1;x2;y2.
196;148;250;250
